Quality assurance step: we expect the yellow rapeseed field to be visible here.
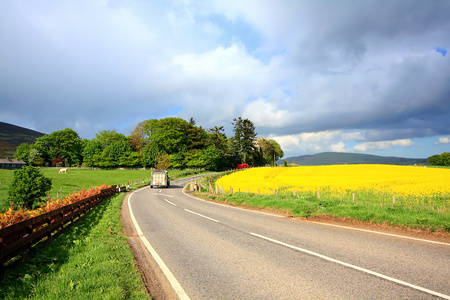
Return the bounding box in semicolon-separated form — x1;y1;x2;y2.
215;165;450;203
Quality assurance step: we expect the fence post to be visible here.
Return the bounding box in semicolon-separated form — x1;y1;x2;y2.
230;187;233;194
393;196;396;205
353;193;356;203
318;190;320;199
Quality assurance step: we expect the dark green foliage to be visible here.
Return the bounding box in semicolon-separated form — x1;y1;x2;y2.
147;117;189;154
34;128;83;167
13;143;32;164
428;152;450;166
7;166;52;209
142;142;162;168
82;139;104;167
232;117;258;165
11;117;281;170
257;138;284;165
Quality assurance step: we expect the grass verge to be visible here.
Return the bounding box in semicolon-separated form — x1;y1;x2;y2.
0;193;149;299
194;174;450;232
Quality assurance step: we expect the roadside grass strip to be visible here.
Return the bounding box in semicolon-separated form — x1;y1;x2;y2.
0;193;149;300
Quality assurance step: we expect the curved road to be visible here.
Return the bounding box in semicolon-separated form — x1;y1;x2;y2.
127;177;450;299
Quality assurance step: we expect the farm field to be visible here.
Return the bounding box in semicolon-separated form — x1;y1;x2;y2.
212;165;450;231
0;168;201;209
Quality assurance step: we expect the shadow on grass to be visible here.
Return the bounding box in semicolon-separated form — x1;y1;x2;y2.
0;196;114;299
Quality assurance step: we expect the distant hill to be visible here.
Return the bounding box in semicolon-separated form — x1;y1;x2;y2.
280;152;428;166
0;122;46;158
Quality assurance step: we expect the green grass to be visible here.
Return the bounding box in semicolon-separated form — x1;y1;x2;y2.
0;192;149;299
0;168;206;210
194;174;450;232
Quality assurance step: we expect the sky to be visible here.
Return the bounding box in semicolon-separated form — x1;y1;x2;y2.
1;0;449;159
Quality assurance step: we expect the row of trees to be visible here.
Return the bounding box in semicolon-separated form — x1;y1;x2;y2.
427;152;450;166
14;117;284;171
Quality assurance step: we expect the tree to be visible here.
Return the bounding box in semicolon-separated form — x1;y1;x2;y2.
203;145;226;171
428;152;450;166
147;118;189;154
142;142;163;168
183;149;205;169
232;117;257;164
95;130;126;148
83;139;104;167
28;148;44;166
100;139;133;167
156;153;171;170
7;166;52;210
428;155;442;166
257;138;284;165
34;128;83;166
14;143;32;164
441;152;450;166
129;121;149;152
185;118;207;150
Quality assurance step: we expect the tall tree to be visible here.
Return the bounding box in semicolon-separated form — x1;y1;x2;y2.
185;119;207;150
232;117;257;164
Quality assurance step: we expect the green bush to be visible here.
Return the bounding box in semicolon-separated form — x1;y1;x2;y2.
7;166;52;209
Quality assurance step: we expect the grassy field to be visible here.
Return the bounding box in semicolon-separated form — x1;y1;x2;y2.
197;166;450;232
0;192;150;299
0;168;202;209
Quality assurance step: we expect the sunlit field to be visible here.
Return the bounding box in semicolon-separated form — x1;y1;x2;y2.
215;165;450;212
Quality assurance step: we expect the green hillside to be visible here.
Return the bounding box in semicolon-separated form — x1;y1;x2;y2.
282;152;428;166
0;122;46;158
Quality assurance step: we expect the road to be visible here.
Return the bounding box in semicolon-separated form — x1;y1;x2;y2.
126;177;450;299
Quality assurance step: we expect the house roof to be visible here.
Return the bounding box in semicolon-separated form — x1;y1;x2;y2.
0;158;26;164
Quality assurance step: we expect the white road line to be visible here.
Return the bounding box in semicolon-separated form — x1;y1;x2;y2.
183;183;448;246
184;209;220;223
182;184;283;218
128;190;190;300
306;221;450;246
155;193;173;197
250;232;450;300
164;199;176;206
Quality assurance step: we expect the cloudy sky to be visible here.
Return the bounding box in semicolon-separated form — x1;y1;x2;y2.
1;0;449;159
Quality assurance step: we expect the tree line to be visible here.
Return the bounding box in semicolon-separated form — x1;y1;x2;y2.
14;117;284;171
427;152;450;166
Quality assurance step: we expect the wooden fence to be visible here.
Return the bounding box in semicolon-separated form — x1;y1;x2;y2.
0;186;117;271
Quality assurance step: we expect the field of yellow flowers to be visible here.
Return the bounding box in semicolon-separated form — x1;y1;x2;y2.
215;165;450;209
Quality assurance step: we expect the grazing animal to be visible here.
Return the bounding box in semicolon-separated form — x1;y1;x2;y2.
58;168;67;174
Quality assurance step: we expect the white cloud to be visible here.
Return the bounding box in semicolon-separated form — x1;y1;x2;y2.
242;98;296;127
353;139;414;152
436;137;450;144
270;130;350;156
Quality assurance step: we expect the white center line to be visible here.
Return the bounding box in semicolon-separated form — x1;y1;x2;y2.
184;209;220;223
306;221;450;246
155;193;173;197
250;232;450;300
164;199;176;206
128;191;190;300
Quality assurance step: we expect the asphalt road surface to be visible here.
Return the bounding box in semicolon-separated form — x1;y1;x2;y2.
127;177;450;299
